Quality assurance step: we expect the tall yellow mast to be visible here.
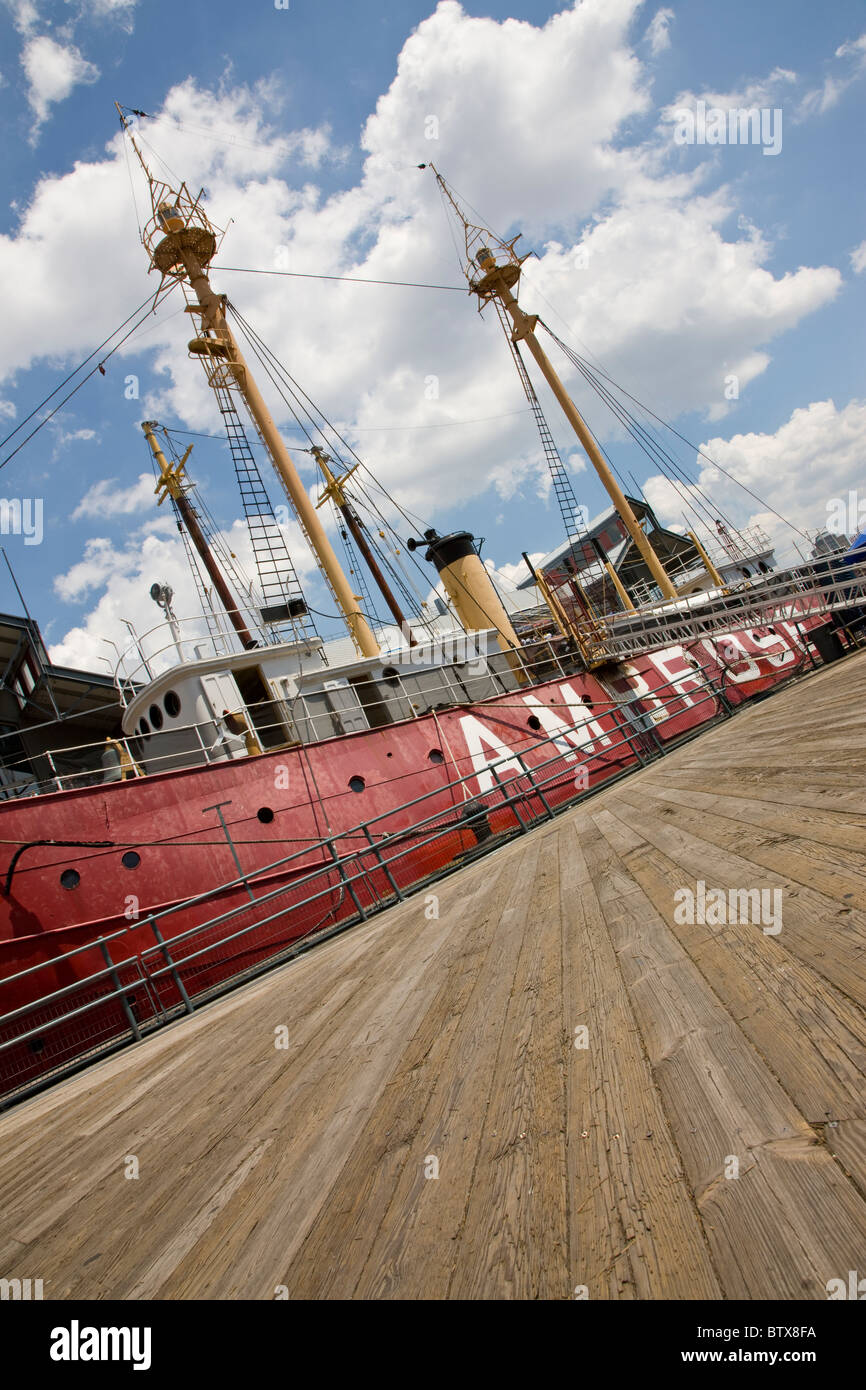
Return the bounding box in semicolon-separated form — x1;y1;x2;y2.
429;166;679;604
118;107;380;657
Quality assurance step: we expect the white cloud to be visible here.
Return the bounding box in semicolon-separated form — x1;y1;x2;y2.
663;66;797;120
56;426;96;443
646;7;673;56
660;67;797;152
72;471;157;520
5;0;40;37
21;35;99;135
495;554;543;587
851;241;866;275
8;0;139;142
77;2;137;38
798;30;866;119
48;510;321;673
643;398;866;563
53;533;149;603
836;34;866;60
49;525;203;671
79;0;137;16
523;189;839;423
0;1;853;664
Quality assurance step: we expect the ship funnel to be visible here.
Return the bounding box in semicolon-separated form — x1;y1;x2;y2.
409;528;525;674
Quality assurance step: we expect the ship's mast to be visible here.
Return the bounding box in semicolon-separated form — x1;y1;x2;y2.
141;421;257;649
429;166;679;603
311;447;419;646
118;107;380;658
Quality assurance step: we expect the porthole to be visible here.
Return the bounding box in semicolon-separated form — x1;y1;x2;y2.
527;715;542;731
381;666;400;685
121;851;141;870
60;868;80;890
149;704;164;730
428;749;445;765
257;807;275;824
28;1036;45;1055
139;717;150;736
164;690;181;718
348;776;366;793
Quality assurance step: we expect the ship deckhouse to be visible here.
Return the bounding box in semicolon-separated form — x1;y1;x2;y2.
119;623;530;777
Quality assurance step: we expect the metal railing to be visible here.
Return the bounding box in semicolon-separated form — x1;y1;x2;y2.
110;611;329;704
2;559;858;799
593;555;866;659
0;632;829;1108
0;641;576;797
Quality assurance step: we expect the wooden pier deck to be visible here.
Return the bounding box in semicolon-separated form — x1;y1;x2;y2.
2;652;866;1300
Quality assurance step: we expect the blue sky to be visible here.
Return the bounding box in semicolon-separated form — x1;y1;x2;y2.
0;0;864;669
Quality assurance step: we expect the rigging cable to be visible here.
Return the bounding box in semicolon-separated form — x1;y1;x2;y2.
213;266;465;291
542;323;813;543
226;305;449;593
0;288;171;463
225;304;536;644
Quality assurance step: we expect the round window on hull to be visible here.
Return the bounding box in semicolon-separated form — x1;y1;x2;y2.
348;776;366;794
164;690;181;718
149;704;164;731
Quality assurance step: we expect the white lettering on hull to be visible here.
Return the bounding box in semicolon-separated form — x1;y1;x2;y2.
457;716;524;794
458;684;611;793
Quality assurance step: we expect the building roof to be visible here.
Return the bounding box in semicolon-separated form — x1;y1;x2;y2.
516;497;653;588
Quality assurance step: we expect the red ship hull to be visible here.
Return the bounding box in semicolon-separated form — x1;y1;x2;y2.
0;620;824;1095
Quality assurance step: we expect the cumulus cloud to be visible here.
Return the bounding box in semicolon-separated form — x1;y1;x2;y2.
522;190;840;424
48;510;320;672
72;471;157;520
5;0;40;36
49;523;209;672
21;35;99;136
0;0;853;664
7;0;139;142
643;398;866;563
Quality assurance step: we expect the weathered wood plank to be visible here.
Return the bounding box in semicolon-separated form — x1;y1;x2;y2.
276;842;536;1298
0;651;865;1299
592;809;866;1123
580;819;866;1298
559;825;721;1300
